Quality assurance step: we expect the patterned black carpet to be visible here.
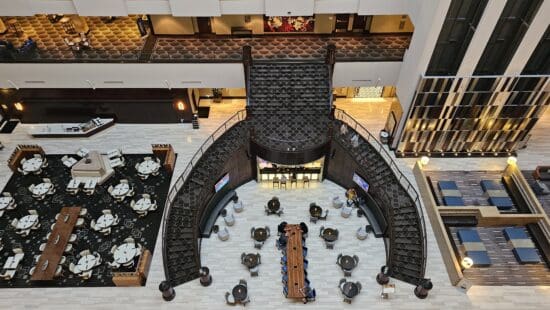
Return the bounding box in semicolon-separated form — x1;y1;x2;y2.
0;154;172;288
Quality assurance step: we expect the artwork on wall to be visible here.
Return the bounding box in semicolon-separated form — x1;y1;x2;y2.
264;16;314;33
385;111;397;136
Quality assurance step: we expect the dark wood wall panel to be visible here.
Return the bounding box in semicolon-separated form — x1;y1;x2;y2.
250;139;329;166
0;88;194;123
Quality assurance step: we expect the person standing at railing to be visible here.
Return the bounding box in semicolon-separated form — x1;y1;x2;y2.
350;134;359;148
340;124;348;135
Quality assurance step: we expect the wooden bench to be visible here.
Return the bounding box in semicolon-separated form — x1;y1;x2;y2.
152;144;176;174
112;249;152;287
285;224;306;299
7;144;45;172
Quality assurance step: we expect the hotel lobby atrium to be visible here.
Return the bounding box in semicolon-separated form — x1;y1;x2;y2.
0;1;549;309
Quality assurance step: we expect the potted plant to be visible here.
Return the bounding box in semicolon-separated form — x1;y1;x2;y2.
212;88;222;103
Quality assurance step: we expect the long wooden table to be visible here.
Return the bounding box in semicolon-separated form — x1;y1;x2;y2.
31;206;81;281
285;224;306;298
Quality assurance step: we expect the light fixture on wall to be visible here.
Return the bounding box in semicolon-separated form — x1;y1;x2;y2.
420;156;430;166
14;102;24;111
176;101;185;111
244;15;251;23
1;104;8;110
461;257;473;269
507;156;517;166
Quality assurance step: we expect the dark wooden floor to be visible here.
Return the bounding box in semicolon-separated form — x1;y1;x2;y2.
426;170;518;212
448;226;550;286
521;171;550;216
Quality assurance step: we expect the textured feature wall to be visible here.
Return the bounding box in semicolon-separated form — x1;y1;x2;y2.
397;75;550;156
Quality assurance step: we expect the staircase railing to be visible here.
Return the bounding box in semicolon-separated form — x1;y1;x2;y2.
333;108;427;278
326;44;336;112
242;46;252;107
161;109;247;283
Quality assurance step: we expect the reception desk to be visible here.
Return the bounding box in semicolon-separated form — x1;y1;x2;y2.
30;118;114;138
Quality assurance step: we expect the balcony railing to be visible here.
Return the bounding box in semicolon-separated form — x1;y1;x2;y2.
1;33;411;64
0;48;143;63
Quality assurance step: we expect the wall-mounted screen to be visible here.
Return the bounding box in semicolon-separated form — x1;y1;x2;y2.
214;173;230;192
353;172;369;193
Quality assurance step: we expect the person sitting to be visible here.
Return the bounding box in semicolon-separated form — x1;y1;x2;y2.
276;234;288;251
0;40;15;59
350;134;359;147
346;188;358;207
0;40;14;50
277;221;288;236
18;37;37;56
300;222;309;238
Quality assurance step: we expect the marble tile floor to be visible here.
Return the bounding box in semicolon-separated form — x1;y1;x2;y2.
0;99;549;308
201;180;385;309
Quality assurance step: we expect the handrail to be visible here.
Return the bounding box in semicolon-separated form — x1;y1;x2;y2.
242;46;252;107
161;109;247;284
333;108;428;279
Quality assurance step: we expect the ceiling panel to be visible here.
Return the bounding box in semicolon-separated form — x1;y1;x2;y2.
73;0;128;16
168;0;221;16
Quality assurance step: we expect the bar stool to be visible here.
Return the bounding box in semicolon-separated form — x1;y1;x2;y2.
273;176;280;189
199;267;212;286
303;176;310;188
280;177;287;190
290;175;298;188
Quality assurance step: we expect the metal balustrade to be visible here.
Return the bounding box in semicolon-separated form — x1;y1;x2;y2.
333;108;427;280
161;109;247;283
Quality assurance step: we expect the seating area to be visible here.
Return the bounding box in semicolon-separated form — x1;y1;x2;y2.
437;181;465;206
0;151;173;288
427;171;518;211
448;226;550;286
503;228;541;264
480;180;514;211
523;169;550;216
0;15;145;62
456;229;492;267
201;180;384;305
